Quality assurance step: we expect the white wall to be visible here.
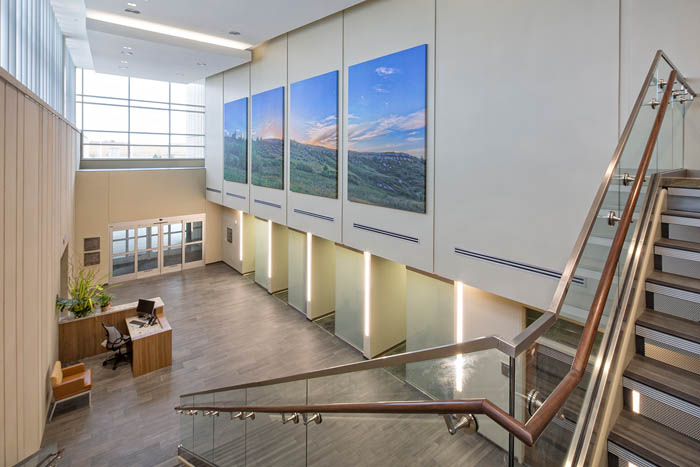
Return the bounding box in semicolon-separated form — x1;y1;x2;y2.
620;0;700;169
222;208;255;274
250;36;288;225
205;73;224;204
287;14;344;242
223;64;252;211
204;0;700;313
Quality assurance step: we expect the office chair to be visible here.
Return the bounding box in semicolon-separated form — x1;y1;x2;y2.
101;323;132;370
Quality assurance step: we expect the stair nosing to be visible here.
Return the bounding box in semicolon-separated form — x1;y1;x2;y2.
637;309;700;345
624;355;700;408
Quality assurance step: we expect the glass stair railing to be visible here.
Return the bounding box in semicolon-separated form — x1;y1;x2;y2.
174;50;695;467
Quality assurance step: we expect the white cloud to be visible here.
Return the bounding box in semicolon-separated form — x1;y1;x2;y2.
375;66;399;76
373;84;389;94
348;109;426;145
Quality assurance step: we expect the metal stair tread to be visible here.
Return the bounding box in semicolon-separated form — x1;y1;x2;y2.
609;409;700;467
663;177;700;189
638;309;700;345
647;270;700;295
662;209;700;220
625;354;700;407
655;237;700;254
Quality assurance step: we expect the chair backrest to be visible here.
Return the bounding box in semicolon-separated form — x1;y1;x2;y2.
102;323;124;349
50;361;62;387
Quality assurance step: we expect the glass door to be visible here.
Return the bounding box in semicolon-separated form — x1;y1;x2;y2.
136;224;161;278
183;218;205;269
111;227;136;280
109;214;205;283
162;221;184;274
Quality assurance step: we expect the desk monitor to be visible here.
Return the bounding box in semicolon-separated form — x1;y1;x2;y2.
136;299;156;319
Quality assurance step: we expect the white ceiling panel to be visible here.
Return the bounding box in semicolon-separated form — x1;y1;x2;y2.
70;0;366;83
86;18;251;82
85;0;366;47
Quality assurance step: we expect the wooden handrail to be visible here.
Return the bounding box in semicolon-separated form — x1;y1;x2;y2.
177;70;678;447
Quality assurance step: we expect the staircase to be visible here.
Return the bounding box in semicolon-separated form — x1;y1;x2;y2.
607;178;700;466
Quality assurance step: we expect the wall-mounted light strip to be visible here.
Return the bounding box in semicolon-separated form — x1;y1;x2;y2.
455;281;464;343
363;251;371;337
85;10;252;50
267;220;272;280
239;211;243;262
455;281;464;393
632;390;640;413
306;232;312;303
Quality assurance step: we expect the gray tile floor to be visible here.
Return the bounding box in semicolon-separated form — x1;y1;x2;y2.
42;263;511;466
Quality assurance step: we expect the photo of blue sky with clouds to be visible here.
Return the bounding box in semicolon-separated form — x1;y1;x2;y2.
348;44;426;158
251;86;284;189
347;44;427;213
252;87;284;141
289;70;339;198
290;70;338;149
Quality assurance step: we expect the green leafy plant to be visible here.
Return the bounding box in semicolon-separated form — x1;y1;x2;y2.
96;291;114;308
56;266;105;318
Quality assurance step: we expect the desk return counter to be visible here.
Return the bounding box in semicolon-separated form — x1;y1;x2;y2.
58;297;172;377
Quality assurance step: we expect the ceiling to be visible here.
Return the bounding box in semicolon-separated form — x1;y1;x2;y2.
53;0;367;83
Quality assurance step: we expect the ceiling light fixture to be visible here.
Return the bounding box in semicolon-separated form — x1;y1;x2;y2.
86;9;252;50
120;60;128;64
127;2;137;6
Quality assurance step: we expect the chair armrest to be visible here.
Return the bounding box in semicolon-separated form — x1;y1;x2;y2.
53;377;90;401
62;363;86;377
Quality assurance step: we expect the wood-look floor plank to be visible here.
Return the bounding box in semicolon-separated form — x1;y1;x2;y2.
42;264;513;466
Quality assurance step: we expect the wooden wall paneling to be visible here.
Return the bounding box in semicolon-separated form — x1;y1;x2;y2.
22;97;40;451
15;91;24;458
3;84;18;464
0;78;5;466
40;109;49;418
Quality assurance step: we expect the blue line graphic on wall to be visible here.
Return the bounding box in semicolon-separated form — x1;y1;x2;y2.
290;70;338;199
348;44;427;213
252;86;285;189
224;96;248;183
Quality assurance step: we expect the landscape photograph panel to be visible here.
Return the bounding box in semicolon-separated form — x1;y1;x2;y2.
251;86;285;190
347;44;427;213
290;70;338;199
224;96;248;183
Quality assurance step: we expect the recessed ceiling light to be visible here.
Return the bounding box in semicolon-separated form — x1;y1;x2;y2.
120;60;128;64
122;46;133;50
124;8;140;14
86;9;252;50
228;30;240;35
127;2;137;6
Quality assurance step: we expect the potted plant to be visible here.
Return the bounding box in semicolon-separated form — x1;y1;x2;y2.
55;266;103;318
96;291;114;312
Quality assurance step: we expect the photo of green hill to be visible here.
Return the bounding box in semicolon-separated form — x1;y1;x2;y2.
348;44;427;213
289;140;337;198
348;150;426;212
224;97;248;183
290;71;338;198
252;87;284;190
251;138;284;189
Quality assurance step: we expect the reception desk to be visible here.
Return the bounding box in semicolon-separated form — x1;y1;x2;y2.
58;297;172;377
